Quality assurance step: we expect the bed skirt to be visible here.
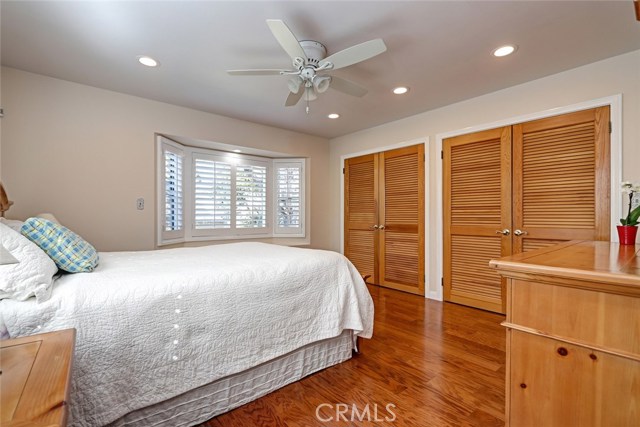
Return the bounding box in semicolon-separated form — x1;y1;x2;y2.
105;330;354;427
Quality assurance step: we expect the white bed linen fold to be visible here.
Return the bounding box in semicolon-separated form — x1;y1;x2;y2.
0;243;373;426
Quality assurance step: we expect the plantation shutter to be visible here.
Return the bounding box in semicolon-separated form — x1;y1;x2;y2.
193;156;232;230
192;153;270;236
236;164;268;229
157;138;306;245
162;142;184;242
274;159;305;236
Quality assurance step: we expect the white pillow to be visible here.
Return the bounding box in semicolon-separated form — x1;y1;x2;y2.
0;215;59;232
0;222;58;302
0;217;24;233
36;213;60;224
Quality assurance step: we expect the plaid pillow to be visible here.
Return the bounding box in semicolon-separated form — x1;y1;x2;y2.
21;217;99;273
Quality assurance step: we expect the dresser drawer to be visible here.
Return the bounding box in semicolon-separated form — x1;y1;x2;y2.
508;330;640;427
508;279;640;356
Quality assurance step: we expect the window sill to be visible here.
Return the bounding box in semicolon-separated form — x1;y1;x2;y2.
157;235;310;250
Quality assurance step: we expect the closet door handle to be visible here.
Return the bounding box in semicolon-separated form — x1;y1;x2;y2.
370;225;379;230
379;225;386;230
496;229;510;236
514;229;528;236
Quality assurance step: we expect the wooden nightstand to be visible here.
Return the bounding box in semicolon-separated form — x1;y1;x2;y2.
1;328;76;427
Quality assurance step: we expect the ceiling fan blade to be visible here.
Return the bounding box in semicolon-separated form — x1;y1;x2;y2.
266;19;307;62
320;39;387;70
227;69;287;76
329;76;368;97
285;89;304;106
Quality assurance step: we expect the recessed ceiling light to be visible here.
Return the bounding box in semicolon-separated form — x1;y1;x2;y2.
138;56;159;67
327;113;340;119
493;45;517;57
393;87;409;95
233;149;242;153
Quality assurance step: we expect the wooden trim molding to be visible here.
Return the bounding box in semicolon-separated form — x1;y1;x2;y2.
502;322;640;363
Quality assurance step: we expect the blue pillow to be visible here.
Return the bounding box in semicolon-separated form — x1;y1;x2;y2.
21;218;99;273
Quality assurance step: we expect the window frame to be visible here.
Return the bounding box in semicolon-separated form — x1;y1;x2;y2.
156;137;306;246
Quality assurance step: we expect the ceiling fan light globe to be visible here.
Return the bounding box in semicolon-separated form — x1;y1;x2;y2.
314;76;331;93
288;78;302;94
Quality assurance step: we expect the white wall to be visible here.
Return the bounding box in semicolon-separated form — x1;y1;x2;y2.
329;49;640;298
1;67;331;251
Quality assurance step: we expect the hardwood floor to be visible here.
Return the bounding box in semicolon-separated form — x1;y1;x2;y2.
202;285;506;426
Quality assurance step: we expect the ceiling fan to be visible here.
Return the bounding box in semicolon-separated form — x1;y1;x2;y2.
227;19;387;112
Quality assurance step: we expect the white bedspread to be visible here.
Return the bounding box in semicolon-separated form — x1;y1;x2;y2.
0;243;373;426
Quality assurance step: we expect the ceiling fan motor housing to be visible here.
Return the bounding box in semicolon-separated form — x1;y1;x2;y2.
291;41;330;100
299;40;327;65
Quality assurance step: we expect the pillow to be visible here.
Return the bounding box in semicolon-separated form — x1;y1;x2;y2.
0;217;24;233
36;213;60;224
0;222;58;302
0;214;59;232
21;217;99;273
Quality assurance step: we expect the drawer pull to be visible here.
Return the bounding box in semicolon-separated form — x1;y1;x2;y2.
520;383;527;389
589;353;598;361
557;347;568;356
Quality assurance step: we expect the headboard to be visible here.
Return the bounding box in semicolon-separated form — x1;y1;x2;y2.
0;182;13;217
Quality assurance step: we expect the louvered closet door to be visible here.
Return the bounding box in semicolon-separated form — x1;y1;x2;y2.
344;154;379;283
513;107;611;252
444;127;512;313
379;145;425;295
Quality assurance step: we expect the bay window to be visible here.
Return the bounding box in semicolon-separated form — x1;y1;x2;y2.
157;137;305;245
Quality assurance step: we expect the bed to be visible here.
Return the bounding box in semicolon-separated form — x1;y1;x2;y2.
0;239;374;426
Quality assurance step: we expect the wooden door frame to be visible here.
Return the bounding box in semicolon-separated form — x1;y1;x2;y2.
339;137;430;297
435;94;623;302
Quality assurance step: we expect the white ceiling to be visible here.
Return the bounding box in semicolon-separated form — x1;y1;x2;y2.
2;1;639;139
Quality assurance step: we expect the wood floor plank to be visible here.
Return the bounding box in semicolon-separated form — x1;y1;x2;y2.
201;285;506;426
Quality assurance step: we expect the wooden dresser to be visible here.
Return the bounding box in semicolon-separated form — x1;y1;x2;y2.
490;241;640;427
0;328;76;427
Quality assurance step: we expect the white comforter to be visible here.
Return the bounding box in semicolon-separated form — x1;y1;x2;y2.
0;243;373;426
